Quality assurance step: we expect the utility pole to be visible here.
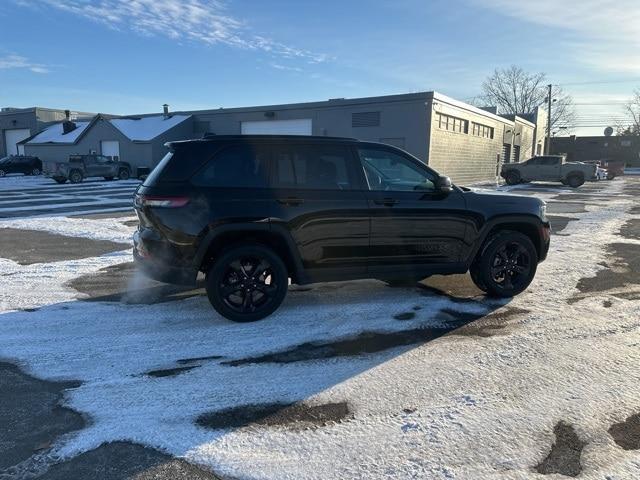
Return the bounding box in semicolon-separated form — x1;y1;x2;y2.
546;84;552;154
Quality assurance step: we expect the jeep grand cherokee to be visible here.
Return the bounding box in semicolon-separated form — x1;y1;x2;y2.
134;135;550;322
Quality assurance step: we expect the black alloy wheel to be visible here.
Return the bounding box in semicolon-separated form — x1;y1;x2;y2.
206;244;288;322
470;231;537;297
118;168;130;180
505;171;520;185
69;170;83;183
31;168;41;175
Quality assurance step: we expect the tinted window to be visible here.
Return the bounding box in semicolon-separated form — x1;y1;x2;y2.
271;144;351;190
359;148;436;192
193;145;270;188
542;157;560;165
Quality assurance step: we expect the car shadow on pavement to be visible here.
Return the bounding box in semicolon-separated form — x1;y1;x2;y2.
0;270;515;478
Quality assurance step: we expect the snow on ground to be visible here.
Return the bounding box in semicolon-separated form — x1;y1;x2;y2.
1;180;640;479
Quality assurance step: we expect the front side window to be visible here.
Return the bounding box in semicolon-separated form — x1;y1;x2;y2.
271;145;351;190
359;148;436;192
193;145;270;188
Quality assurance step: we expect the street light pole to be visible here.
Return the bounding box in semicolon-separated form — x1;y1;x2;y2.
546;83;552;154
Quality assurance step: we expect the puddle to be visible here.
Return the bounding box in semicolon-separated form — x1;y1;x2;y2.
548;215;579;234
535;422;585;477
569;243;640;304
176;355;224;365
546;202;587;214
197;401;351;430
620;218;640;240
394;312;416;321
223;326;459;366
146;366;200;378
0;228;129;265
67;262;205;305
447;307;530;338
609;413;640;450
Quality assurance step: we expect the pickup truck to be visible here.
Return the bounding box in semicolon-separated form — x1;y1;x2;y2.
44;154;132;184
501;155;597;188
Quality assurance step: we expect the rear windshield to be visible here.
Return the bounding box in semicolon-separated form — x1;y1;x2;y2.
143;144;217;186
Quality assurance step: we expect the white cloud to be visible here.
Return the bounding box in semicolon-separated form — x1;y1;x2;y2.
16;0;329;64
0;54;49;73
472;0;640;74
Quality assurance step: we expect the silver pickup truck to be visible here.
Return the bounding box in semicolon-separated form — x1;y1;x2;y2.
501;155;597;188
44;154;132;184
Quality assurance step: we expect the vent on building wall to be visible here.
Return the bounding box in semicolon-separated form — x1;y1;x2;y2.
352;111;381;127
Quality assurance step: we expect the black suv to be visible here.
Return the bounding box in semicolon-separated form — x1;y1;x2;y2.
134;136;550;322
0;155;42;177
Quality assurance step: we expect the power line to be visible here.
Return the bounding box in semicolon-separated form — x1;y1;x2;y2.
555;78;640;86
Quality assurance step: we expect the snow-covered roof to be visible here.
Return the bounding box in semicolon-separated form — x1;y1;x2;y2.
110;115;191;142
26;121;91;144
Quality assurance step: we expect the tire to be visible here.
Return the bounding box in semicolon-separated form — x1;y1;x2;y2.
567;174;584;188
206;244;288;322
505;171;520;185
469;231;538;298
31;168;41;176
118;168;130;180
69;170;83;184
104;176;114;181
53;177;67;184
0;170;5;178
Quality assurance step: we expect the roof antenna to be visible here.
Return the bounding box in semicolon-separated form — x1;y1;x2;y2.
163;104;169;119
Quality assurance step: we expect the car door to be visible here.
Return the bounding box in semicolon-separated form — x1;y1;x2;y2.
268;142;370;279
357;146;470;275
541;157;561;180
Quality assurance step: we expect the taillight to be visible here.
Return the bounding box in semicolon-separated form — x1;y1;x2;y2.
134;195;189;208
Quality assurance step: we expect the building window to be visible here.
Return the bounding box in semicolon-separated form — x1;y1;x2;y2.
471;122;494;139
436;113;468;133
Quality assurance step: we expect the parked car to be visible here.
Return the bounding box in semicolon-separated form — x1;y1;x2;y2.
44;154;132;184
133;135;550;322
595;165;608;180
501;155;597;188
0;155;42;177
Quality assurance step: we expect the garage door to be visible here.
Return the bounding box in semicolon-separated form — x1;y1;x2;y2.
101;140;120;161
241;119;312;135
5;129;31;156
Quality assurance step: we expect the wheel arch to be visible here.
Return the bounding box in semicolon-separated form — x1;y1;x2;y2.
193;223;306;284
465;215;546;266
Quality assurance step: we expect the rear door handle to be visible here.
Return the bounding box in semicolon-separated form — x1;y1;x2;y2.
277;197;304;206
373;198;398;206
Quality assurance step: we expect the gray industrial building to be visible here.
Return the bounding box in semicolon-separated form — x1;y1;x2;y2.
551;135;640;167
0;107;95;157
3;92;548;185
21;112;193;175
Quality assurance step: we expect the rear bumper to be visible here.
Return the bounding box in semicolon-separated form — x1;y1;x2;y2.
133;230;197;286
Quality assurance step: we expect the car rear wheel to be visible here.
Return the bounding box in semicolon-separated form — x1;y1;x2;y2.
0;170;5;178
206;244;288;322
470;231;538;298
567;174;584;188
505;171;520;185
118;168;130;180
31;168;41;176
69;170;83;184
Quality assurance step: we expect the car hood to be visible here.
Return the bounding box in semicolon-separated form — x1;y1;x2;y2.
460;187;545;217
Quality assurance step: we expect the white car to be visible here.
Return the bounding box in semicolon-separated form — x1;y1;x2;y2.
596;166;608;180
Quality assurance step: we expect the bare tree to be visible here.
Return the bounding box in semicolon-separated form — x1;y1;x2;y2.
480;65;575;132
617;89;640;136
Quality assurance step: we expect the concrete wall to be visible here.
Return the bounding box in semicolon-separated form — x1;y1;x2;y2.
426;95;512;185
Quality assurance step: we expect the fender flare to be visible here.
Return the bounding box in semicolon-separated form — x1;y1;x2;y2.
463;214;546;267
192;222;307;283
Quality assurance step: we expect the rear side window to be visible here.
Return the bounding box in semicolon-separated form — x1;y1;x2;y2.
271;144;352;190
192;145;270;188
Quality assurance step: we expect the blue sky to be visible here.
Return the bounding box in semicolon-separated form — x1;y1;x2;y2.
1;0;639;135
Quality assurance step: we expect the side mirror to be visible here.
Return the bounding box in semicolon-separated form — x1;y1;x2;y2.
436;176;453;193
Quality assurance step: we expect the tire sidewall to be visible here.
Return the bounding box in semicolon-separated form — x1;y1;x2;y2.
568;175;583;188
474;232;538;297
118;168;130;180
31;168;40;176
206;244;288;322
0;170;5;177
69;170;83;183
505;171;520;185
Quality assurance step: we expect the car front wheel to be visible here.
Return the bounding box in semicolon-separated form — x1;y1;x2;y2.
69;170;83;183
206;244;288;322
567;174;584;188
470;231;538;297
31;168;41;176
0;169;5;178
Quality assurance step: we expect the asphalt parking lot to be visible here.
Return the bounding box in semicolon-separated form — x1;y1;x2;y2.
1;176;639;479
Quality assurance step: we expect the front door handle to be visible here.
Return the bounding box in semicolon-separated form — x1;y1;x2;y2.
277;197;304;206
373;198;398;206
